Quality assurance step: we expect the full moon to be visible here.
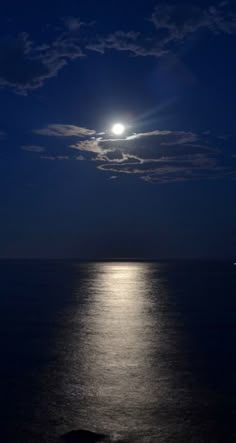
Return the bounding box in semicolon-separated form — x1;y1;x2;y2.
112;123;125;136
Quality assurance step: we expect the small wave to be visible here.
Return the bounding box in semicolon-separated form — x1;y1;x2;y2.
60;429;130;443
61;429;108;443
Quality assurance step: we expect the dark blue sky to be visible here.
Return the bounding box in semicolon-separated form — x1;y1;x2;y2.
1;0;236;259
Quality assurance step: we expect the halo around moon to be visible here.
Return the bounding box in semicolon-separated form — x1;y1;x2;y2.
112;123;125;136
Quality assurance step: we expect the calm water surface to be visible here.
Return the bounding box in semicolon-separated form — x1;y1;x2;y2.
0;261;236;442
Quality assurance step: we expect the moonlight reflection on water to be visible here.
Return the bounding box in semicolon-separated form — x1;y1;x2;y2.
2;261;235;442
55;262;192;440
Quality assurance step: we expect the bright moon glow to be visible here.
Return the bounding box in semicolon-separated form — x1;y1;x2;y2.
112;123;125;135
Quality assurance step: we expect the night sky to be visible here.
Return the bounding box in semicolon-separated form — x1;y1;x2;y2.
1;0;236;259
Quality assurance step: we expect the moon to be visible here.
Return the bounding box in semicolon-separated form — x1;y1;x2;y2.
112;123;125;136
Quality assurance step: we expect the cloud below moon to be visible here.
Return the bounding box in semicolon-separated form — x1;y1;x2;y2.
32;124;236;184
68;129;225;183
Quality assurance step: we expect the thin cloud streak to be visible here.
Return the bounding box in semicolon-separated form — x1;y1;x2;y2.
40;155;69;160
34;124;95;137
21;145;46;153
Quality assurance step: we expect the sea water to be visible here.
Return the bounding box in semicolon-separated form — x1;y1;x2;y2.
0;260;235;442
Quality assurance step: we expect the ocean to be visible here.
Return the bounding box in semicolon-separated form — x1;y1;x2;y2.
0;260;235;442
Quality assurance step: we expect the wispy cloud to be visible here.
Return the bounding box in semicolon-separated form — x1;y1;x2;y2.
86;31;167;57
24;116;236;183
69;128;236;183
150;2;236;40
87;2;236;57
64;17;84;32
34;124;95;137
0;29;84;94
21;145;46;152
57;155;69;160
109;176;118;180
40;155;56;160
0;3;236;94
40;155;69;160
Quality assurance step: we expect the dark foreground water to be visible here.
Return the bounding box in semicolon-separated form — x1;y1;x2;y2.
0;261;236;442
